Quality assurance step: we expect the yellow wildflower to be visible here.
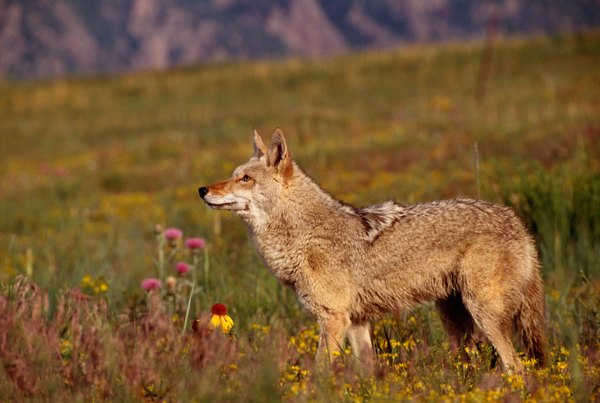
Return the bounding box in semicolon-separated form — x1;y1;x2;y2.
209;303;234;334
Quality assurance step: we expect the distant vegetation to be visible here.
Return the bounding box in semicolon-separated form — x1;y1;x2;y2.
0;33;599;400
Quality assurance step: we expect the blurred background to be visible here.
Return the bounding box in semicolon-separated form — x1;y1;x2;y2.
1;0;600;79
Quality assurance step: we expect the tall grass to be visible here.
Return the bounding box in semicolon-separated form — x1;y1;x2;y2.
502;168;600;285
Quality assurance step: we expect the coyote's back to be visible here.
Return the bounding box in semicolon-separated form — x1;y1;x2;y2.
199;129;546;373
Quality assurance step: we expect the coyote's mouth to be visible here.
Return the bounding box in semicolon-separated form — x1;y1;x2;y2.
202;196;249;211
205;201;245;210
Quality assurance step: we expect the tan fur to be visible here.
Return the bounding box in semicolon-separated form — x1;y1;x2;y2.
198;129;547;373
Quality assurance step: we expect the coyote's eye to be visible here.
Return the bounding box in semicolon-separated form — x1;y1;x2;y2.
242;175;252;182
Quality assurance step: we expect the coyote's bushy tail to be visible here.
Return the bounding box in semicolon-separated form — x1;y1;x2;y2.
515;270;547;367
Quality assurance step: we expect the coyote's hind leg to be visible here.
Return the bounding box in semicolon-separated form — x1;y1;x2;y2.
463;297;524;373
436;292;475;362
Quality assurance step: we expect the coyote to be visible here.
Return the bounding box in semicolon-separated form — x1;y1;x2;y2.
198;129;546;373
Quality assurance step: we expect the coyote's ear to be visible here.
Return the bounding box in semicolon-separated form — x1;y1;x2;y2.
253;129;268;159
267;128;293;181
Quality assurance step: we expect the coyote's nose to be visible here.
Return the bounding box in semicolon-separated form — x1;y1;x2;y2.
198;187;208;198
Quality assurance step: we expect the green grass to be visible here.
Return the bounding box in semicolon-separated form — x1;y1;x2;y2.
0;32;599;400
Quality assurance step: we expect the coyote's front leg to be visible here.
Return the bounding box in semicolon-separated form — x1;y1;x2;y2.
348;323;373;358
316;313;351;366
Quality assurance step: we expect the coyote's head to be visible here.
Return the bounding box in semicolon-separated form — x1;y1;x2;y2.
198;129;293;225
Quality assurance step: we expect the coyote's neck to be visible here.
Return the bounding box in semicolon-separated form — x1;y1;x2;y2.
270;166;354;230
245;166;356;286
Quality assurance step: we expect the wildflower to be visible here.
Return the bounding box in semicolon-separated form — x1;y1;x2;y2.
164;227;183;246
60;338;73;359
141;277;162;291
81;275;93;287
40;163;52;174
209;303;234;334
175;261;190;276
185;237;206;250
94;281;109;294
55;167;69;177
504;373;525;391
251;323;271;334
81;274;108;295
165;276;177;292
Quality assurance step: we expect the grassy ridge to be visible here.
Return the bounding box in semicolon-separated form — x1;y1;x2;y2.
0;33;599;400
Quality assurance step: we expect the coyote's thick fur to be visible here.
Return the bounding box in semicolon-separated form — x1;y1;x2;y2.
199;129;546;373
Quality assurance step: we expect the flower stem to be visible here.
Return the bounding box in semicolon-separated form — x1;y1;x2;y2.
203;247;209;290
157;232;165;279
191;252;198;286
182;281;195;336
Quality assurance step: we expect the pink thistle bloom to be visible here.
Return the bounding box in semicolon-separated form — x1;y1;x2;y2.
141;278;162;291
54;167;69;178
40;163;52;174
164;227;183;241
185;237;206;250
175;261;190;276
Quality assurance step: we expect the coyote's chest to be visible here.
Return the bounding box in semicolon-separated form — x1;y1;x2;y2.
250;226;306;291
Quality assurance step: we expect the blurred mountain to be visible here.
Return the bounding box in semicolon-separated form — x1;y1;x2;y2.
1;0;599;79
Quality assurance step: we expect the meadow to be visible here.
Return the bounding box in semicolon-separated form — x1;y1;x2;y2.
0;32;599;401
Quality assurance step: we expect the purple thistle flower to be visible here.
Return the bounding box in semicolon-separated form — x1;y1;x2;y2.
141;278;162;291
175;261;190;276
164;227;183;241
185;237;206;250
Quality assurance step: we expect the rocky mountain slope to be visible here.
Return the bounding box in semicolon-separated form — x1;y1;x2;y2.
1;0;599;78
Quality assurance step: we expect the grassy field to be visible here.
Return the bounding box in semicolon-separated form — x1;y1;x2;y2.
1;32;599;401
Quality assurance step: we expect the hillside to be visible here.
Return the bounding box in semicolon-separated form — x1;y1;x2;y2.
1;0;599;78
1;31;598;293
0;33;599;400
